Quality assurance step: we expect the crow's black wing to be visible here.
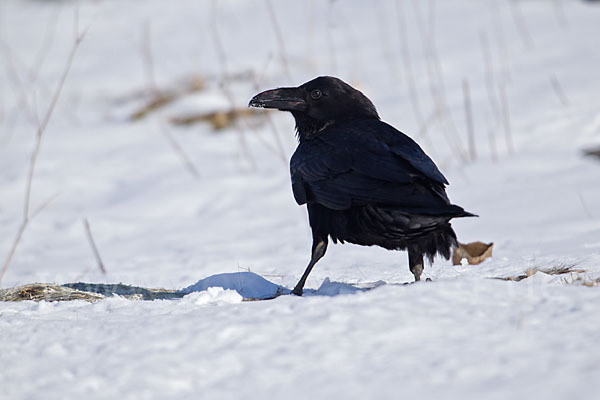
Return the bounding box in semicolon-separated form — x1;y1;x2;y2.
365;120;448;185
290;119;455;214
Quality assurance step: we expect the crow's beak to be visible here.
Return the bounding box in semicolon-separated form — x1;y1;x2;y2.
248;87;307;111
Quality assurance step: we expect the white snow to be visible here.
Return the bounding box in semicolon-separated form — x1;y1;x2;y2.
1;0;600;399
181;287;243;306
182;271;290;299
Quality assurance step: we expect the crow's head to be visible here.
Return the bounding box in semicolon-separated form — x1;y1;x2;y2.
249;76;379;139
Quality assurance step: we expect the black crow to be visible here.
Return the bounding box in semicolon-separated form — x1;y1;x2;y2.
249;76;475;296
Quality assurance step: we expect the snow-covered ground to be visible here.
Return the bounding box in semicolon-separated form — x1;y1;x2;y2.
1;0;600;398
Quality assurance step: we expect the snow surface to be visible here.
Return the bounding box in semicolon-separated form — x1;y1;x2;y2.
182;271;290;299
1;0;600;399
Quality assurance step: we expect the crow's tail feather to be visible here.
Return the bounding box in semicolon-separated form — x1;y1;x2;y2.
410;221;458;263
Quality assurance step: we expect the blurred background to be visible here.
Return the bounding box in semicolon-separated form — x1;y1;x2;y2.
1;0;599;290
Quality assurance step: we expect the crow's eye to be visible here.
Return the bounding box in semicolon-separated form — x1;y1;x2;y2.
310;89;322;100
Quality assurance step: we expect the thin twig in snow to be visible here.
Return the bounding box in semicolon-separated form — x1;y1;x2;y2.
508;0;534;50
2;23;80;127
550;74;569;106
25;34;84;217
304;0;316;74
30;193;60;220
0;9;59;123
244;121;286;160
263;114;288;163
0;12;87;283
396;0;426;134
251;58;292;161
414;107;441;161
253;53;273;91
83;218;107;275
480;32;501;123
413;0;468;162
325;3;337;74
160;123;201;179
553;0;568;28
0;89;3;125
488;125;499;163
26;8;59;89
210;1;256;169
333;5;363;83
462;79;476;161
141;20;158;95
265;0;292;80
374;1;399;80
498;82;514;154
490;1;511;84
577;192;592;218
0;39;38;123
138;21;201;178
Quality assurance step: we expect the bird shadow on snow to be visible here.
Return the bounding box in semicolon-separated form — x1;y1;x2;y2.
181;272;388;300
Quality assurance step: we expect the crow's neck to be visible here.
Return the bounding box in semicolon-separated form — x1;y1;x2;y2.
291;112;334;142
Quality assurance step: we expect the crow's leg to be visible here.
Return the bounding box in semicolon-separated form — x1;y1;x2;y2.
408;249;424;282
292;237;328;296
